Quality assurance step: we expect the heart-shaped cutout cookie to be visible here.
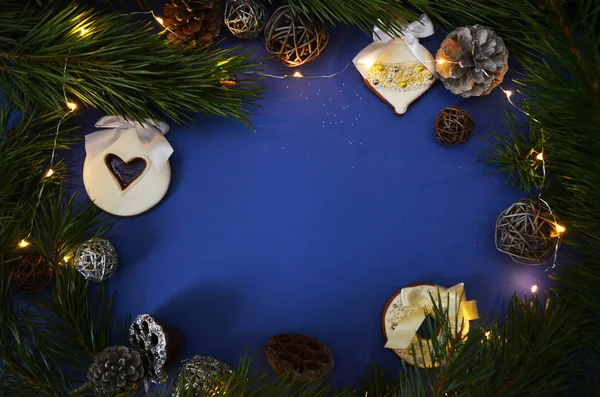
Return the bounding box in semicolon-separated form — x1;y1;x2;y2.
105;154;147;191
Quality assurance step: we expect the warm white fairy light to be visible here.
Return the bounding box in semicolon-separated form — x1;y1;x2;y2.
155;16;164;25
80;27;89;36
251;62;351;80
20;51;77;248
501;90;566;294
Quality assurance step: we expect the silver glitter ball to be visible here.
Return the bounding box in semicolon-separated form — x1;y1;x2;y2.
173;355;233;397
373;79;379;85
388;77;393;83
75;238;118;282
130;315;169;384
393;66;399;73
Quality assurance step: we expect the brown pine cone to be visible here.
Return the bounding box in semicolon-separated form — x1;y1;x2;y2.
163;0;223;47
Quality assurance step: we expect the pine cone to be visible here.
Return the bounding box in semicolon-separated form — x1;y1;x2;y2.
88;346;145;394
163;0;223;47
436;25;508;97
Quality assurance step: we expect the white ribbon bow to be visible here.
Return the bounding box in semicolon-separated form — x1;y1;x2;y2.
85;116;173;170
353;14;437;76
384;283;479;350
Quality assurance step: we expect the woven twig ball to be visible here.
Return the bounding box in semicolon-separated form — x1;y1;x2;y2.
172;355;233;397
75;238;118;282
435;107;475;145
12;254;53;292
225;0;269;39
264;6;329;67
495;199;562;265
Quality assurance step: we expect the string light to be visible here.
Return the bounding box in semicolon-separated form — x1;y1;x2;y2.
63;254;71;263
502;90;565;294
20;51;77;248
250;62;351;80
80;27;89;36
501;87;540;123
155;16;164;25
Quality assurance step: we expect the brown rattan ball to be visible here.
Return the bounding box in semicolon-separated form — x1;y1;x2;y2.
495;199;563;265
265;333;334;382
224;0;269;39
264;6;329;67
12;255;53;292
435;107;475;145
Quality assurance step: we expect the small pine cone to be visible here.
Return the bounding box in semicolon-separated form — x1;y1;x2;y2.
163;0;223;47
436;25;508;97
88;346;145;394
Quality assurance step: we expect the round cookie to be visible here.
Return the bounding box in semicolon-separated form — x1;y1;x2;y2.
83;128;171;217
382;283;471;368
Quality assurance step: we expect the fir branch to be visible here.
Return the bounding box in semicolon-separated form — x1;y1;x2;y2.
1;1;264;125
480;109;545;193
280;0;418;35
0;104;78;259
29;188;113;267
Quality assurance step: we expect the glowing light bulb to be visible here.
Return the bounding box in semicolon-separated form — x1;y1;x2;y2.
437;59;446;64
63;255;71;263
67;102;77;111
530;284;538;293
555;224;566;234
45;169;54;177
155;16;164;25
80;27;89;36
361;57;375;69
484;330;491;339
536;152;544;161
18;239;30;248
503;89;513;98
293;71;303;78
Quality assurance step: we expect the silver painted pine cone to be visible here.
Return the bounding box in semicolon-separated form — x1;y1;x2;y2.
87;346;145;394
436;25;508;97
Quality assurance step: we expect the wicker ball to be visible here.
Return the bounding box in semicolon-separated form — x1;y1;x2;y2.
225;0;269;39
12;255;53;292
172;355;233;397
495;199;562;265
264;6;329;67
435;107;475;145
75;238;118;282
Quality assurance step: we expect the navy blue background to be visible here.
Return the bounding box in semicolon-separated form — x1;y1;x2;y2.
70;17;550;387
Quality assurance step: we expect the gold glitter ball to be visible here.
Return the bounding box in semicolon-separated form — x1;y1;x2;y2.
417;65;425;72
399;81;407;88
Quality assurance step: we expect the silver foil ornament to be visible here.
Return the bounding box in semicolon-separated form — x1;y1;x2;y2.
173;355;233;397
75;238;118;282
130;314;183;384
